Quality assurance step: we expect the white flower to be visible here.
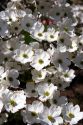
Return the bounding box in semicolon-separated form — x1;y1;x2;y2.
50;73;70;90
5;9;26;23
45;28;59;43
31;21;45;42
36;83;57;101
25;82;38;98
30;50;50;71
1;37;21;55
57;32;72;52
57;96;68;107
21;15;36;33
73;52;83;69
62;103;83;125
58;18;74;35
28;101;44;114
21;101;44;124
3;90;26;113
35;0;54;14
40;105;63;125
13;44;34;64
61;69;75;82
6;9;19;22
31;69;47;83
48;6;63;22
1;69;20;88
9;21;22;34
52;50;71;70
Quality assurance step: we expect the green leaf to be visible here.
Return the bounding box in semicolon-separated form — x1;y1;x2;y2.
21;30;35;44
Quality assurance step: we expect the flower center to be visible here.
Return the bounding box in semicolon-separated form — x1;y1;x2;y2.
10;100;17;107
26;23;30;27
38;33;43;37
64;27;68;32
48;115;55;122
38;73;42;78
31;90;36;93
14;27;18;30
60;38;64;43
50;35;54;39
31;112;37;117
23;54;28;58
8;77;13;82
38;59;44;64
68;113;74;119
44;91;50;96
10;47;14;51
64;73;69;78
58;59;63;64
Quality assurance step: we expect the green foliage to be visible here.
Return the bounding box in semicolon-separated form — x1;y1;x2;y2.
21;30;35;44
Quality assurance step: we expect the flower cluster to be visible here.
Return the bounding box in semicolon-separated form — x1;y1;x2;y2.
0;0;83;125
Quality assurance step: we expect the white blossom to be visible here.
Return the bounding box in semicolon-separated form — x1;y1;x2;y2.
36;83;57;101
62;103;83;125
